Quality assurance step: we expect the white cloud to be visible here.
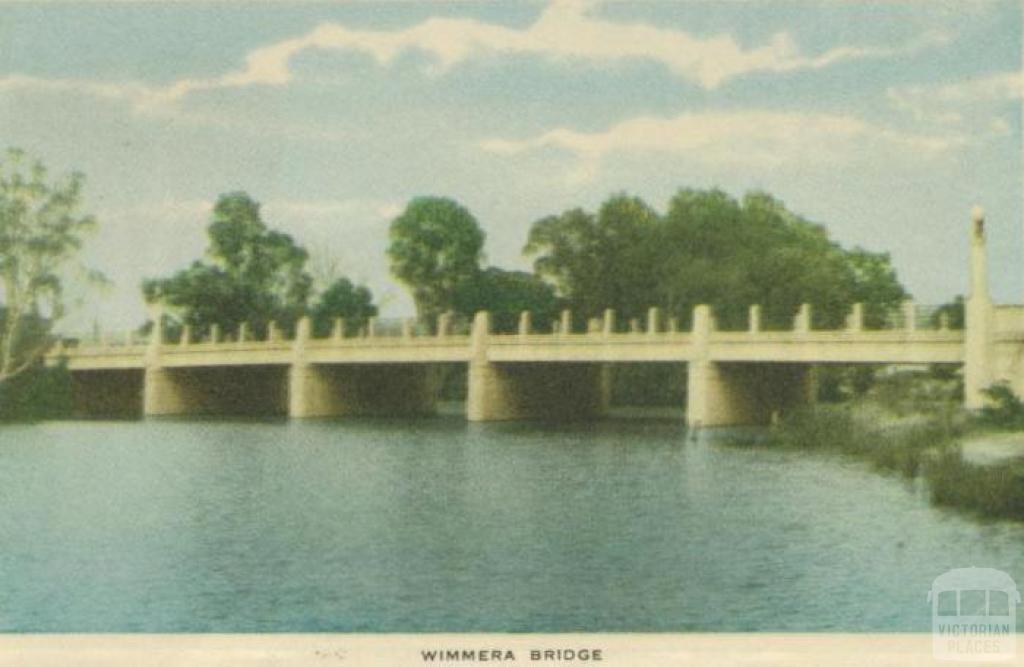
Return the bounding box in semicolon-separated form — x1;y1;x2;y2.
127;0;949;102
887;71;1023;125
0;0;952;142
481;110;964;182
0;75;346;143
0;74;155;105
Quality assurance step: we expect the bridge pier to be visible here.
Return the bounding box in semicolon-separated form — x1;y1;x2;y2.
686;361;816;427
468;361;610;421
685;302;816;426
289;363;438;418
143;367;193;416
467;311;610;421
144;366;289;417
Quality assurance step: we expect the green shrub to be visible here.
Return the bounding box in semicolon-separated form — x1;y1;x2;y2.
0;363;73;421
925;450;1024;521
978;382;1024;430
765;404;961;477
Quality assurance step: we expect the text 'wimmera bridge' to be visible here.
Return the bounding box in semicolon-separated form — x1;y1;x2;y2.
48;208;1024;426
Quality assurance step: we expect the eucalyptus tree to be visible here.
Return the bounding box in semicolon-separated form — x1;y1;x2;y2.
0;148;98;383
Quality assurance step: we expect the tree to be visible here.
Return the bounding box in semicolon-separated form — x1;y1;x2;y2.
524;193;660;326
523;188;908;332
0;148;97;383
523;207;602;314
387;197;484;323
143;192;312;338
656;189;863;329
453;267;560;334
846;248;909;329
932;295;965;330
310;277;378;337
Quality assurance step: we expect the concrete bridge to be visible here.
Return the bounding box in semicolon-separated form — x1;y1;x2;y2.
48;208;1024;425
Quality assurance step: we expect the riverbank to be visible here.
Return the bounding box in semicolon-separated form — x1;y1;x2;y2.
759;375;1024;522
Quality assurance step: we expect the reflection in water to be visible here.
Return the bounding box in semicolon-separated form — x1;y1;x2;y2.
0;417;1022;632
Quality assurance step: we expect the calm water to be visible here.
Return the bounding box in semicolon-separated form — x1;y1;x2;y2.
1;416;1022;632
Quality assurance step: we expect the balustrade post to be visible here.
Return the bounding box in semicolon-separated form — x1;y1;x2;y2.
846;303;864;332
180;325;191;346
629;318;641;334
402;318;413;339
603;309;615;338
239;322;249;343
794;304;811;333
333;317;345;340
367;317;377;338
210;323;221;344
903;300;917;332
647;307;660;335
295;316;311;345
669;317;679;334
471;311;491;353
938;312;950;331
518;311;531;336
748;305;761;333
560;309;572;337
436;311;451;338
146;302;164;348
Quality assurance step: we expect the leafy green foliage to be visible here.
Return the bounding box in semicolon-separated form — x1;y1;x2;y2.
817;366;878;403
927;450;1024;521
978;382;1024;430
453;267;559;334
0;148;98;382
846;248;910;328
766;402;962;478
387;197;485;322
0;361;72;420
310;278;378;337
931;295;965;329
525;194;661;324
143;192;313;338
525;188;909;330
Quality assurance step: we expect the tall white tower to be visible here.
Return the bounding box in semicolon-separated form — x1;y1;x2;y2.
964;205;993;409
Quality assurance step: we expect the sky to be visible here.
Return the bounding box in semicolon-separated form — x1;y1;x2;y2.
0;0;1021;333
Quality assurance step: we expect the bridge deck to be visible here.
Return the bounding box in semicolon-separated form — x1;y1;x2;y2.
51;329;965;371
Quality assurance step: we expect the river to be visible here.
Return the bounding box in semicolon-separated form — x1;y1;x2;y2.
1;416;1022;632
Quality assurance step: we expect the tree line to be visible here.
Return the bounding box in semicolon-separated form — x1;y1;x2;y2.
389;190;910;333
0;147;946;417
141;188;913;339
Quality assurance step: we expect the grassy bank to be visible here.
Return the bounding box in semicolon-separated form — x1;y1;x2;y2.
761;372;1024;522
765;405;963;477
927;450;1024;521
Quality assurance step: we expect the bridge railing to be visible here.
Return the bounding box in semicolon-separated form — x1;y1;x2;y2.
53;301;964;356
56;330;147;349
